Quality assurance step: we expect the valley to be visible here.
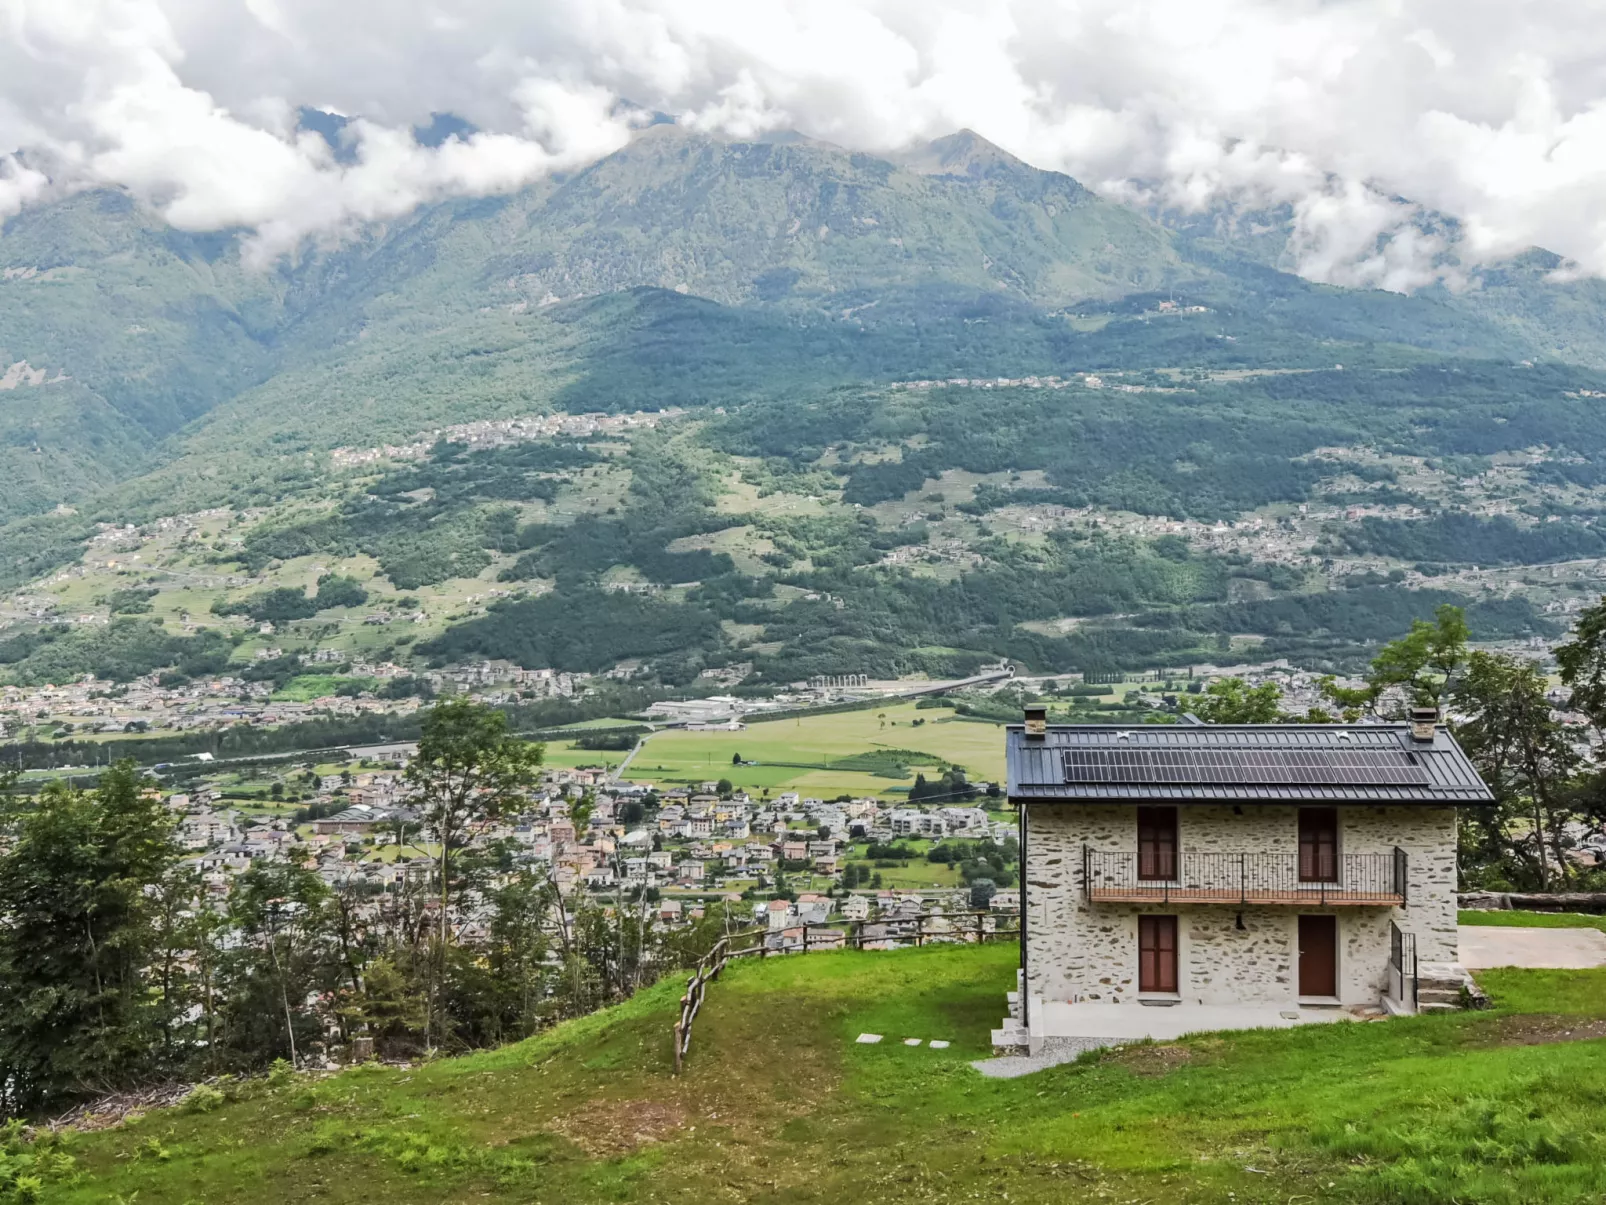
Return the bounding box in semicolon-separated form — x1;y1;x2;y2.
3;127;1606;757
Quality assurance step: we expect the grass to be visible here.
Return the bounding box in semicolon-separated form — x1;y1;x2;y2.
623;702;1008;798
30;946;1606;1204
1460;909;1606;934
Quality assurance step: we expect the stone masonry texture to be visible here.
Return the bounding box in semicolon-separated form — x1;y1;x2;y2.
1023;803;1458;1007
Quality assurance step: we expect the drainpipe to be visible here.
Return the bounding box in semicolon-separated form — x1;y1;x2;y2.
1018;798;1029;1031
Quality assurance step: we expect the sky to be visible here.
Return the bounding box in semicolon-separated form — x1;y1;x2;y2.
5;0;1606;287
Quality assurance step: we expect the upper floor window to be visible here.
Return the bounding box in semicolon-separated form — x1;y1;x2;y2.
1299;807;1339;882
1137;806;1178;881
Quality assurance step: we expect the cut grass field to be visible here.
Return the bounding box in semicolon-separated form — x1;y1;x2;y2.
622;701;1008;798
1460;908;1606;934
32;945;1606;1204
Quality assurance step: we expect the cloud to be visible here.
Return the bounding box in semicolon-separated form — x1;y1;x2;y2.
5;0;1606;284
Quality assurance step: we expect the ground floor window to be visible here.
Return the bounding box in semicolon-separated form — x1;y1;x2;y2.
1138;914;1178;993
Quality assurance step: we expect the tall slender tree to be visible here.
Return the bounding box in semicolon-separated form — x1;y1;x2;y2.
404;698;543;1049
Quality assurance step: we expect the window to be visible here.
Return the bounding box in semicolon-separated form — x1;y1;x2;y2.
1299;807;1339;883
1137;806;1178;881
1138;915;1178;993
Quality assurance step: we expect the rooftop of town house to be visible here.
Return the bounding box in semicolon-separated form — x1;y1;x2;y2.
1005;721;1493;805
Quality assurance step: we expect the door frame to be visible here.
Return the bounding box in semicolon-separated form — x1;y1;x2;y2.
1297;913;1339;999
1138;914;1180;995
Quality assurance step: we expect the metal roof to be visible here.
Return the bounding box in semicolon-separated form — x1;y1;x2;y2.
1006;722;1492;805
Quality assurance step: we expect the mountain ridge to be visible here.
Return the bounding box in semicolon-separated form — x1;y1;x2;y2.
0;124;1603;534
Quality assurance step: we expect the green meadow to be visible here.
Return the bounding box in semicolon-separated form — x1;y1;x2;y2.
25;944;1606;1204
616;701;1009;798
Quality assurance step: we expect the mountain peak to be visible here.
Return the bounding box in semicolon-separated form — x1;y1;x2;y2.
895;129;1028;177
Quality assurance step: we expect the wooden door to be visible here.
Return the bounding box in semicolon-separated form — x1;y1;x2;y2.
1298;915;1338;997
1138;915;1178;993
1299;808;1339;882
1137;806;1178;881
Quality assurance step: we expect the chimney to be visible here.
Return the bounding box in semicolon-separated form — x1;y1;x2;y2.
1409;706;1439;743
1023;705;1047;740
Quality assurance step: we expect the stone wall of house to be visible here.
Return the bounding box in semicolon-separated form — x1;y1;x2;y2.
1023;803;1458;1006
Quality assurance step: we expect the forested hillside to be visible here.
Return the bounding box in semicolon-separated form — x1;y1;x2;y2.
3;125;1606;696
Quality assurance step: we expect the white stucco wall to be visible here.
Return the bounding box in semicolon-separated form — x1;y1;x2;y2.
1022;803;1458;1007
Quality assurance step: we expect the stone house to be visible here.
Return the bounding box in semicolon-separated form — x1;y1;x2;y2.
1005;710;1490;1040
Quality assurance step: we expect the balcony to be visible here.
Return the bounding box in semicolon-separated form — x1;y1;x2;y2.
1082;846;1408;906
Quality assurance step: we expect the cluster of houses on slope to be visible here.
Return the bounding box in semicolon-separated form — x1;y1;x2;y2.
158;751;1015;942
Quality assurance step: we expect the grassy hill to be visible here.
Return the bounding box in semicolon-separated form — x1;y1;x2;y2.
21;944;1606;1204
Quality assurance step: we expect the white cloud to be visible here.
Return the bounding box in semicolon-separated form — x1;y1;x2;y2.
5;0;1606;285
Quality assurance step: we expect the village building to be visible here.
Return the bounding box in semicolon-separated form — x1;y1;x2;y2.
1002;708;1491;1053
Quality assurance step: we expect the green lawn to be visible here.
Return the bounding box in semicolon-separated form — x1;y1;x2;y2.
27;945;1606;1204
623;701;1008;798
1460;909;1606;934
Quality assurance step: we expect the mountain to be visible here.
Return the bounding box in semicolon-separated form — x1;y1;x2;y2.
1;124;1578;528
0;191;281;517
1154;190;1606;369
0;125;1604;694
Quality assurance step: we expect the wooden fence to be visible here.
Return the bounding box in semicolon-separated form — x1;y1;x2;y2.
672;909;1021;1074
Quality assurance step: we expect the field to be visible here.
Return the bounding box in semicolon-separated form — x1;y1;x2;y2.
1460;909;1606;934
28;944;1606;1204
620;701;1009;798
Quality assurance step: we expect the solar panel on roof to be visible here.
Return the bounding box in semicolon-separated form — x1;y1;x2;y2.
1060;747;1430;787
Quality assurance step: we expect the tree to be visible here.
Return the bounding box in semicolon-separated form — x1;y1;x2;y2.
225;861;332;1070
1325;604;1469;718
1179;677;1284;723
403;698;543;1049
731;752;742;766
969;878;997;909
1454;652;1584;890
0;765;179;1115
1556;595;1606;732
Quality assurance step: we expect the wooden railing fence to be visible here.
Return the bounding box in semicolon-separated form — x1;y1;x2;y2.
672;909;1021;1074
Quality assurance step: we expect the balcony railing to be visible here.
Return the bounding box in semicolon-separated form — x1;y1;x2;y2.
1082;846;1408;906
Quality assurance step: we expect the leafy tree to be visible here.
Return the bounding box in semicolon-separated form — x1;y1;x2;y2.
0;765;178;1115
1180;677;1284;723
1556;595;1606;733
312;574;369;611
969;878;997;909
1324;604;1469;718
1454;652;1585;890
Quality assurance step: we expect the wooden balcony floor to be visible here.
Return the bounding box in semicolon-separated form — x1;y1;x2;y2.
1088;887;1404;906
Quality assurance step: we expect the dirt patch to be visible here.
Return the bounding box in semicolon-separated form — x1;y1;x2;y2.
1107;1043;1194;1077
50;1081;202;1132
1477;1015;1606;1047
547;1097;689;1156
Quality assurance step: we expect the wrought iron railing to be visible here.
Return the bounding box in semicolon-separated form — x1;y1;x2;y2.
1389;920;1418;1011
1082;846;1409;905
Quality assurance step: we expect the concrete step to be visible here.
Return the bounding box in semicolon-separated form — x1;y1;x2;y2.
991;1023;1029;1056
1417;987;1464;1006
1418;1002;1461;1014
1006;991;1021;1021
